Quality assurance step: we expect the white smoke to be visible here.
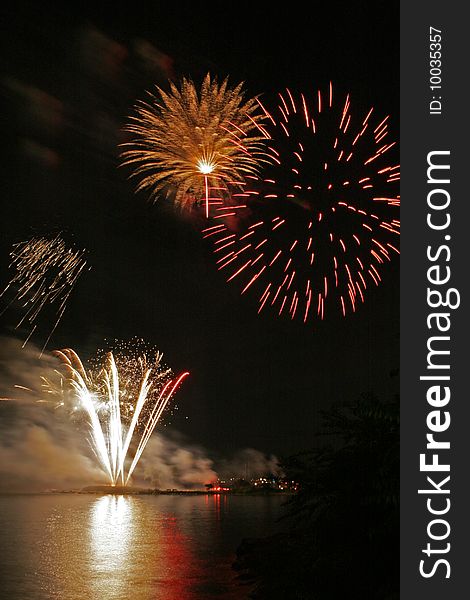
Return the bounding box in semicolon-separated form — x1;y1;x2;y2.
133;439;283;490
217;447;283;480
135;433;218;490
0;422;104;492
0;337;102;491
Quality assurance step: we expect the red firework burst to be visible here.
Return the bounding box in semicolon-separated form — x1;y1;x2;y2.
202;83;400;322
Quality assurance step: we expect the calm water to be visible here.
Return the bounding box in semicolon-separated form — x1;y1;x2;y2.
0;493;285;600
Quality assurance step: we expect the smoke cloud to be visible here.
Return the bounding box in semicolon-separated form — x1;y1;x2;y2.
0;336;102;491
136;433;218;490
216;448;283;480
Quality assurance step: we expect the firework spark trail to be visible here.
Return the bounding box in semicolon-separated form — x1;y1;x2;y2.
0;235;87;352
125;371;189;484
121;73;270;216
50;344;189;486
203;84;400;322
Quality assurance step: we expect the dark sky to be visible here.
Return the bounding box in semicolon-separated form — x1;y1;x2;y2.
1;1;399;460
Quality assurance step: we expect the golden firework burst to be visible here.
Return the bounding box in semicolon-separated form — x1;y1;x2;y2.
121;74;269;215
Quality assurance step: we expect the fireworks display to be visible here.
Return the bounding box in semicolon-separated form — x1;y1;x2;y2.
45;340;189;485
121;73;269;217
202;84;400;322
0;235;88;350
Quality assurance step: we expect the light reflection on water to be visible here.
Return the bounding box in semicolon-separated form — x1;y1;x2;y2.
0;493;284;600
89;496;134;598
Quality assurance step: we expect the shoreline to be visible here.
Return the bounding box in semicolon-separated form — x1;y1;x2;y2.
0;488;293;497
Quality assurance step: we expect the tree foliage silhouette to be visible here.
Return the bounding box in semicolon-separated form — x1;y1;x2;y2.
234;391;399;600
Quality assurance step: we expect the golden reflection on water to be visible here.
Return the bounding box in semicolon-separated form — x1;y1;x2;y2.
86;495;199;600
36;495;202;599
89;496;135;598
0;494;278;599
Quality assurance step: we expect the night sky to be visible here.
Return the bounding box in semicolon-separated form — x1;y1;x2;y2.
1;1;399;461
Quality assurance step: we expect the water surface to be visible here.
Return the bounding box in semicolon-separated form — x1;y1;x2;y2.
0;493;285;599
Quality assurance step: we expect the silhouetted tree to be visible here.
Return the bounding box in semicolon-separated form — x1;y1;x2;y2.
234;392;399;599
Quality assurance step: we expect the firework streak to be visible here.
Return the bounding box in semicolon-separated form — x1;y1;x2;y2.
50;345;189;485
121;74;269;217
203;84;400;322
0;235;87;350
